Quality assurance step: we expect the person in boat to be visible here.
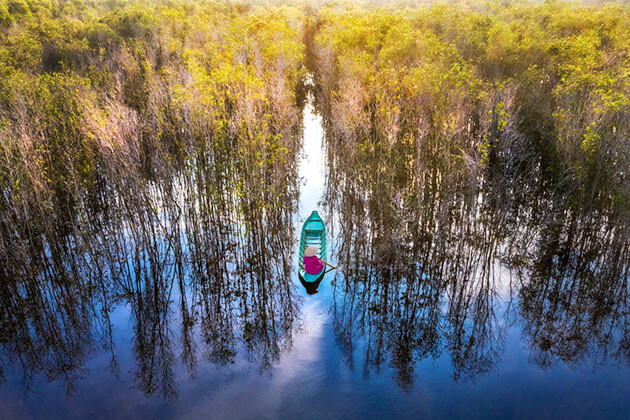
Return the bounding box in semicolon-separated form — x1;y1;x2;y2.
304;246;324;275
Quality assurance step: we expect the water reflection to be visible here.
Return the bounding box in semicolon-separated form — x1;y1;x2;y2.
517;211;630;369
322;115;630;389
0;123;302;398
1;93;629;406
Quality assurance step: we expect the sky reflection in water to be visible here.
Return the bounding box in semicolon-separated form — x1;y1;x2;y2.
1;101;629;420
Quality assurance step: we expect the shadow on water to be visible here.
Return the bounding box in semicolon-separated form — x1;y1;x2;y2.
299;275;324;295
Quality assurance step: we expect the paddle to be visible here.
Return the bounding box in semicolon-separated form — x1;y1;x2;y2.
323;261;337;272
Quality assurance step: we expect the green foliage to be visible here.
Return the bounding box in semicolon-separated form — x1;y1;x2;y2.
0;0;627;229
311;0;630;210
0;0;307;237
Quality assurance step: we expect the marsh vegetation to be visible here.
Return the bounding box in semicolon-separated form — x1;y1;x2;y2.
0;0;628;415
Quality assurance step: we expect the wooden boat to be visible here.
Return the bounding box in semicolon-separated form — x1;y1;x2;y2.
298;210;328;289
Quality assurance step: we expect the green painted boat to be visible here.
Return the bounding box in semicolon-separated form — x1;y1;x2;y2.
298;210;327;285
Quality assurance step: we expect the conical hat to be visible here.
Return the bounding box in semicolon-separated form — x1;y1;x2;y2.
305;246;318;257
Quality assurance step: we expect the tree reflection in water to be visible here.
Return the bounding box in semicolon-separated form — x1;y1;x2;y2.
0;113;302;401
322;115;630;390
1;106;629;403
517;211;630;369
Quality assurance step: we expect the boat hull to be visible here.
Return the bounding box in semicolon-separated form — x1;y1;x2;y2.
298;210;327;285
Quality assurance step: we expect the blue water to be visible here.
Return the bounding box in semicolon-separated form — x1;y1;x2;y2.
1;100;629;420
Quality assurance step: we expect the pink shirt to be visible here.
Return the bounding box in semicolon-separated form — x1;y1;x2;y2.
303;255;324;275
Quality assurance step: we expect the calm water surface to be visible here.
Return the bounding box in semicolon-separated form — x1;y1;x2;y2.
1;99;629;420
